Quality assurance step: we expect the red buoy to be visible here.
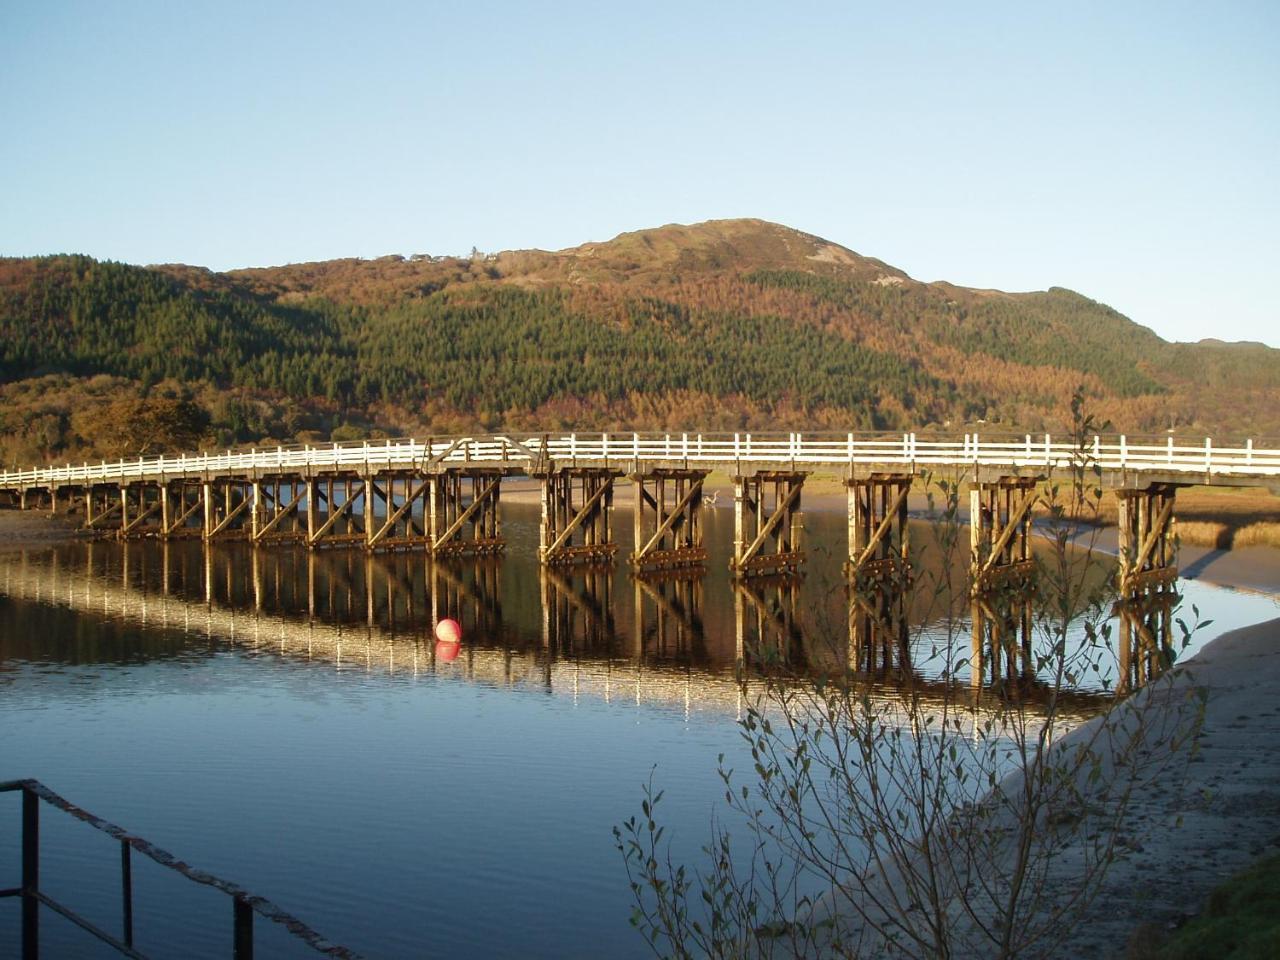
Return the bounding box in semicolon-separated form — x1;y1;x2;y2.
434;618;462;643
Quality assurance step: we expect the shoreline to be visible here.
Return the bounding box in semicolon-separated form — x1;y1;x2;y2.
812;616;1280;959
1021;615;1280;958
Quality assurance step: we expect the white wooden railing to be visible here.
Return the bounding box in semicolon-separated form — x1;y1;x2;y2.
2;432;1278;488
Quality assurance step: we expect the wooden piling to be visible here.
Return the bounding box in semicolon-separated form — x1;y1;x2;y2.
1116;483;1179;598
729;472;806;577
969;476;1039;593
629;469;708;571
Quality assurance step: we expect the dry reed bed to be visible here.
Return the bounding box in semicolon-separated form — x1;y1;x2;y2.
1035;487;1280;549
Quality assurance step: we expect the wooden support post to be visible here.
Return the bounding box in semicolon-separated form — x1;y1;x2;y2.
362;475;375;549
629;469;708;570
430;470;506;556
160;485;171;538
1116;483;1180;598
845;474;913;584
969;476;1040;593
729;472;806;577
251;481;263;543
202;482;214;540
306;479;318;548
538;468;619;565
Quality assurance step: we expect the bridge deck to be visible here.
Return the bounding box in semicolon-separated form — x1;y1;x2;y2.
2;431;1278;490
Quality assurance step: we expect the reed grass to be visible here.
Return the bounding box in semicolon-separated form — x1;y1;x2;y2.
1232;522;1280;549
1059;486;1280;551
1176;521;1233;549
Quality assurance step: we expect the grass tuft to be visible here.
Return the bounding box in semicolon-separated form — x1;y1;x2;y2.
1126;853;1280;959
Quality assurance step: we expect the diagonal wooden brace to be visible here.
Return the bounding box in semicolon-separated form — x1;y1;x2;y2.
739;481;803;566
542;479;611;558
368;478;431;547
435;478;502;546
86;499;123;528
253;487;306;540
163;492;204;535
636;479;702;558
427;437;471;466
853;484;911;570
978;488;1038;577
207;495;251;538
307;487;361;544
495;435;541;464
1132;495;1176;576
121;498;161;534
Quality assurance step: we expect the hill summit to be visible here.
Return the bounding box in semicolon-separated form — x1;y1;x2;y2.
0;218;1277;463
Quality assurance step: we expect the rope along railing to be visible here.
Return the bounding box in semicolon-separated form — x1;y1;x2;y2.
2;431;1279;487
0;779;361;960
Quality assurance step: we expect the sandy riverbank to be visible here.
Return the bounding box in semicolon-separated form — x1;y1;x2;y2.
1037;615;1280;958
810;615;1280;959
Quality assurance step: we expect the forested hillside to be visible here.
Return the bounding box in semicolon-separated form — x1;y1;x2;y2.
1;219;1276;466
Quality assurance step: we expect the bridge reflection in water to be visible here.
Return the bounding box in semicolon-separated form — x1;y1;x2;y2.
2;525;1182;733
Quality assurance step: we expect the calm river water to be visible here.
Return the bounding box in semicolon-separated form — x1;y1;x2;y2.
1;502;1277;958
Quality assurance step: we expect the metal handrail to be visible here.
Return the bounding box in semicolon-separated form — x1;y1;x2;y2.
2;431;1279;488
0;779;360;959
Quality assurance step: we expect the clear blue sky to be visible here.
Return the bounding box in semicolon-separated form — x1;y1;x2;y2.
2;1;1276;345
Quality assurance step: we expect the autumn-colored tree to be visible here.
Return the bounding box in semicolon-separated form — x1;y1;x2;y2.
74;395;210;458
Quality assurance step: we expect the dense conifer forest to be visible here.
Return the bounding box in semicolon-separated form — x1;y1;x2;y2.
1;219;1276;465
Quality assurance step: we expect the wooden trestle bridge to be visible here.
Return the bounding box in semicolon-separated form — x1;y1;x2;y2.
2;431;1277;591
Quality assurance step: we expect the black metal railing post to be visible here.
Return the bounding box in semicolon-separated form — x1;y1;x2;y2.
1;778;357;958
22;785;39;960
120;839;134;948
233;895;254;959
